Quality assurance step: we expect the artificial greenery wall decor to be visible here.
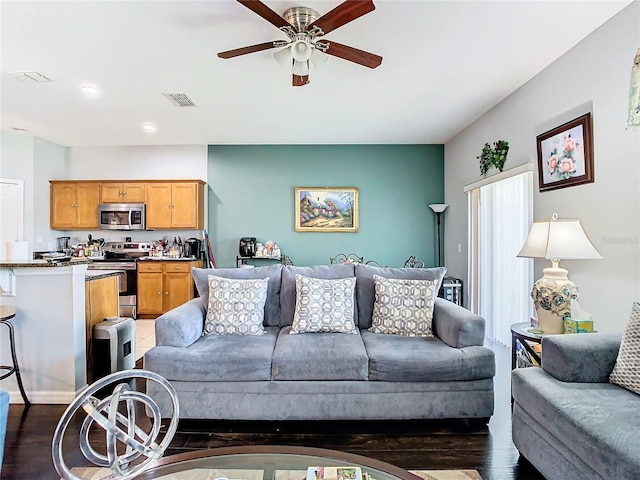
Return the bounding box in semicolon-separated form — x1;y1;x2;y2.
478;140;509;175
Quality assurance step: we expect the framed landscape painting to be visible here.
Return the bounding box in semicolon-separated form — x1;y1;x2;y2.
536;113;594;192
295;187;359;232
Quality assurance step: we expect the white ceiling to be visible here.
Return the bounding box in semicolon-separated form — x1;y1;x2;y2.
1;0;632;147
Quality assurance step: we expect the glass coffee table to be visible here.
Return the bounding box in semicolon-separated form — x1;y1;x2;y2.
135;445;422;480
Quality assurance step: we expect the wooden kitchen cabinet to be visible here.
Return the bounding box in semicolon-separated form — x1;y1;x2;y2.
50;181;100;230
145;181;205;230
100;182;146;203
85;274;120;383
137;259;202;318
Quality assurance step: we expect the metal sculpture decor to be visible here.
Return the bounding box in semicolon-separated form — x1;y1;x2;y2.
52;369;179;480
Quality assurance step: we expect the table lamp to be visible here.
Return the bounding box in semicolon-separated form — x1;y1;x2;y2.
429;203;448;267
517;213;602;333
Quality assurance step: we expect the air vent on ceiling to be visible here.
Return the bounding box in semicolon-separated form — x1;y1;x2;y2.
9;71;52;83
162;93;198;107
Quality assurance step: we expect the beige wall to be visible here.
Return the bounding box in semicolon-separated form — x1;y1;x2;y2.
444;2;640;332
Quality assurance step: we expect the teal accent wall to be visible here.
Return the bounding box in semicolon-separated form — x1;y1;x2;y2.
207;145;444;268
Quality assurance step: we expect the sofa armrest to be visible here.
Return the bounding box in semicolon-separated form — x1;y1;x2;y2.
433;298;485;348
541;333;622;383
155;298;206;347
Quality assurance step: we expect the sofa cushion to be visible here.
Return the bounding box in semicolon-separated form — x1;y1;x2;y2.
355;264;446;329
281;264;356;327
369;275;437;337
272;326;369;380
290;275;357;334
144;327;279;382
610;302;640;394
192;265;282;327
203;276;268;336
361;329;495;382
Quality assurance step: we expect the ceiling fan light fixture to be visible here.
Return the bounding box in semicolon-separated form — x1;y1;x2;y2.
291;39;312;62
310;48;328;69
292;59;309;76
274;47;293;70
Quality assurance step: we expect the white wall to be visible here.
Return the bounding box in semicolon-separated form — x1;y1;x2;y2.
0;138;208;250
66;145;208;244
1;132;67;252
444;2;640;333
67;145;207;181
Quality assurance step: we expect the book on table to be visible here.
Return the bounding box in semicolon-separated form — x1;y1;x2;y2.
306;466;363;480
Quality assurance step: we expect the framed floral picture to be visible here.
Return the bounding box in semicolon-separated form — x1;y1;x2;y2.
295;187;359;232
536;113;594;192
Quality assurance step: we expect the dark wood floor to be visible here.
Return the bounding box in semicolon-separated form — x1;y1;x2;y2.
1;341;544;480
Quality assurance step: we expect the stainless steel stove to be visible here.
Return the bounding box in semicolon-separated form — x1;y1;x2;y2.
87;242;152;318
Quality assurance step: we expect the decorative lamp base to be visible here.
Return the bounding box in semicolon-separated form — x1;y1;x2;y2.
531;267;578;334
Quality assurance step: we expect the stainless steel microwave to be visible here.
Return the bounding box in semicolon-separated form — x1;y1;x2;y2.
98;203;146;230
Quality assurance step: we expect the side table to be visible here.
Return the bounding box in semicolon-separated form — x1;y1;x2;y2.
510;322;545;370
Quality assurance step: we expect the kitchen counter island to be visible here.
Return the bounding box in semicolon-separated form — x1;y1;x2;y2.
0;260;90;403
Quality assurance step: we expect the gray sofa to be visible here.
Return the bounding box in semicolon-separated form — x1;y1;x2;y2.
512;333;640;479
144;263;495;421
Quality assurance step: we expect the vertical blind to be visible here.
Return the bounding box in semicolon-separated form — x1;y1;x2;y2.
472;171;533;346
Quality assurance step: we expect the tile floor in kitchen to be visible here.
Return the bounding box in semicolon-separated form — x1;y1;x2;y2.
135;319;156;361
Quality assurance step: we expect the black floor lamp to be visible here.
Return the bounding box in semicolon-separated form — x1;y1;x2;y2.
429;203;448;267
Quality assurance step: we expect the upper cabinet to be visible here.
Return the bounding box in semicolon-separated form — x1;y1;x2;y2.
50;180;205;231
100;183;146;203
50;182;100;230
146;181;205;230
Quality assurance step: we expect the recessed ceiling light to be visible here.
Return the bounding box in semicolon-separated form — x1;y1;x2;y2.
80;85;100;96
142;122;157;133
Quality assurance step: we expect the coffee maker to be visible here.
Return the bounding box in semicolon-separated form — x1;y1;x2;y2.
183;238;202;258
239;237;256;257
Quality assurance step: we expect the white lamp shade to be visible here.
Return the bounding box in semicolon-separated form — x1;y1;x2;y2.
429;203;448;213
310;48;328;69
517;218;602;260
274;47;292;70
292;59;309;76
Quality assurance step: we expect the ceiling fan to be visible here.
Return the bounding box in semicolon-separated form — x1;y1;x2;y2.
217;0;383;86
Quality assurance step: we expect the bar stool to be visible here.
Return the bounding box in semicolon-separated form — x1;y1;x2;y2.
0;306;30;405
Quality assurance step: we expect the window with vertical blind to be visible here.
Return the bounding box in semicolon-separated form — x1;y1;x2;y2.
466;166;534;346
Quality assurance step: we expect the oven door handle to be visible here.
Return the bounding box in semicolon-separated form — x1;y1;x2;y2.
128;209;133;229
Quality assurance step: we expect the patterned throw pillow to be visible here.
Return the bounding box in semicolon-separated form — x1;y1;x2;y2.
290;274;357;334
369;275;436;337
610;302;640;394
204;276;269;336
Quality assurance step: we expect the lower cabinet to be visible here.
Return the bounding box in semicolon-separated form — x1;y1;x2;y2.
85;274;120;383
137;260;202;318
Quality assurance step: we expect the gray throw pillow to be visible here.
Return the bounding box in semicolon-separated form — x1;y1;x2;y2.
355;264;446;329
290;274;357;334
369;275;437;337
192;265;282;327
610;302;640;394
203;276;268;336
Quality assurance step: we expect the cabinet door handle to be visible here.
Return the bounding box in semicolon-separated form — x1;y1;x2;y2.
157;291;161;296
165;292;169;295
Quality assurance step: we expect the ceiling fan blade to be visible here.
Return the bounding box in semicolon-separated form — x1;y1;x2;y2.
236;0;292;29
217;41;280;59
323;40;382;68
293;74;309;87
309;0;375;36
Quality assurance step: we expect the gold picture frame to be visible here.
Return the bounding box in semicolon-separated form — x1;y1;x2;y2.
295;187;359;233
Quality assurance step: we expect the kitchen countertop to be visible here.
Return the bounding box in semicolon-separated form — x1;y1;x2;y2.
0;258;91;268
137;256;201;262
85;270;124;281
